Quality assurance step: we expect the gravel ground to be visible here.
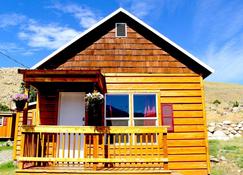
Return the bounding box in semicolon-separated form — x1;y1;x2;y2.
0;150;13;164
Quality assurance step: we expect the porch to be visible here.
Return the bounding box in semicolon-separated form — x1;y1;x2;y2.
16;125;171;175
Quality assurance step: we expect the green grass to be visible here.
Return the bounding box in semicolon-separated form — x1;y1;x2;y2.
209;136;243;174
0;161;16;172
0;141;13;151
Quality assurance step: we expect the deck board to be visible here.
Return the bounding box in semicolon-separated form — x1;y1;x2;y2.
16;165;172;175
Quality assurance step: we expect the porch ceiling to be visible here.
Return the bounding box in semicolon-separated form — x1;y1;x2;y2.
18;69;107;93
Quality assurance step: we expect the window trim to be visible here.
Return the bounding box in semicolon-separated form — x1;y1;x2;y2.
115;23;127;37
0;117;3;126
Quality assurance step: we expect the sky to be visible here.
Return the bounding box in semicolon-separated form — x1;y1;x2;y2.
0;0;243;84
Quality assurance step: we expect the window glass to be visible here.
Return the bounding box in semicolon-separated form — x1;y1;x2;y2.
134;119;156;126
106;94;129;118
133;94;156;118
116;23;126;37
106;120;128;126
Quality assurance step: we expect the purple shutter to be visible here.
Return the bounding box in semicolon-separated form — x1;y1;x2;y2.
161;104;174;132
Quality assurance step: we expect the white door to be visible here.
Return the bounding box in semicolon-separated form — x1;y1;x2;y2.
58;92;85;158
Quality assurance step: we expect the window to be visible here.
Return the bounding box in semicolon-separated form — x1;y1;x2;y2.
0;117;3;126
105;93;157;127
105;94;129;126
115;23;127;37
161;104;174;132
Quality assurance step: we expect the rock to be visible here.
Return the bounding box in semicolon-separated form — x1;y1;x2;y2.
6;140;13;147
223;120;231;125
224;130;230;135
208;126;215;133
208;132;213;137
234;127;240;131
210;156;219;163
208;122;216;127
220;156;226;161
211;130;229;140
235;133;242;137
229;134;235;139
230;130;237;135
232;107;239;113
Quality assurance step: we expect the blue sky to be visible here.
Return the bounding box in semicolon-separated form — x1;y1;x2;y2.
0;0;243;84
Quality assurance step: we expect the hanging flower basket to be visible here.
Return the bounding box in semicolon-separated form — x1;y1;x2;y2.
85;91;104;126
12;94;28;111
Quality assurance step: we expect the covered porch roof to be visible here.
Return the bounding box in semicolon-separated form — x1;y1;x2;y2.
18;69;107;93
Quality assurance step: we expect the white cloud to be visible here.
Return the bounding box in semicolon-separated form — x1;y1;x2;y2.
205;35;243;83
0;42;37;56
50;3;100;29
18;21;80;50
193;0;243;83
0;13;26;28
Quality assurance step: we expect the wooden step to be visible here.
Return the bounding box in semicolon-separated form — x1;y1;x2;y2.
16;166;172;175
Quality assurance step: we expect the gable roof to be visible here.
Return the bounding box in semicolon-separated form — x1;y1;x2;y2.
31;8;214;77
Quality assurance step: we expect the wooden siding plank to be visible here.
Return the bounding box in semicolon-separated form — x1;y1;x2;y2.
167;139;205;147
169;154;207;162
160;90;202;97
169;162;207;169
168;147;206;154
160;97;202;103
107;84;201;90
173;125;205;132
173;111;203;117
106;77;200;83
173;118;204;125
173;104;203;111
167;132;205;140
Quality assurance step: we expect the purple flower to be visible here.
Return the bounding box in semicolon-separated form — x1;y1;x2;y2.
12;94;28;101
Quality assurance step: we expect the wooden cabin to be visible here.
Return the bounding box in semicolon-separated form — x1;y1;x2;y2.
0;111;16;140
13;8;214;175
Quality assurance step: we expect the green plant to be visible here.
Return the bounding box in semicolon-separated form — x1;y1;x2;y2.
209;140;220;157
213;99;221;106
0;103;9;111
29;86;37;103
0;161;16;171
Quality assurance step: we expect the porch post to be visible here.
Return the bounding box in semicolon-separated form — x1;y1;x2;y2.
22;84;30;125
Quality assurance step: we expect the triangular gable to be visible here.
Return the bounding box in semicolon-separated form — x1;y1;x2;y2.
31;8;214;78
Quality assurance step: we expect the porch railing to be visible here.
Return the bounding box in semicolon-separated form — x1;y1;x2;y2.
18;126;168;170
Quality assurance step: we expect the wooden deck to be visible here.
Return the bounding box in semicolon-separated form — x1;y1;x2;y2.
16;166;172;175
16;125;171;175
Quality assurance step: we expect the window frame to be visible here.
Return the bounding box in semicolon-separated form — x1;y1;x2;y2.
104;93;158;127
115;23;127;37
0;116;3;126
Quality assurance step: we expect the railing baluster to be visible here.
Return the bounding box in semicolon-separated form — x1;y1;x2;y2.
107;134;110;159
31;134;34;157
41;133;45;166
47;134;50;158
62;133;65;159
56;133;60;159
140;134;143;158
73;133;76;163
113;135;116;159
118;134;121;159
78;133;81;160
68;133;70;163
52;134;55;158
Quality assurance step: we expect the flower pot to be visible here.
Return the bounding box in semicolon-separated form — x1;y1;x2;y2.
15;100;27;111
